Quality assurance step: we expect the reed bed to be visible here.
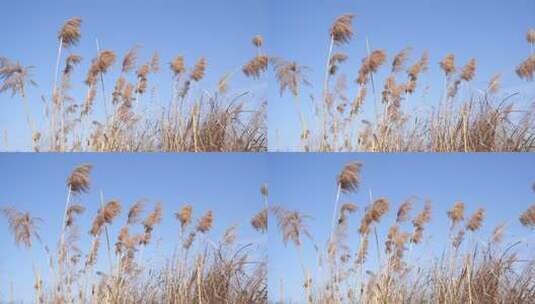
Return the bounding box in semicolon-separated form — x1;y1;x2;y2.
272;160;535;303
1;164;267;303
0;17;267;152
272;14;535;152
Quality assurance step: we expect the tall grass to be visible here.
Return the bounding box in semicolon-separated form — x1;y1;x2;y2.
272;160;535;303
1;164;267;303
0;18;267;152
273;14;535;152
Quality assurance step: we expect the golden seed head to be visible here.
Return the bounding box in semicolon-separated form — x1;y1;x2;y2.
337;161;362;193
519;204;535;228
190;57;207;82
527;28;535;44
466;208;485;231
251;208;268;233
170;55;185;75
460;58;476;81
176;204;193;230
447;201;465;226
67;164;92;194
330;14;354;45
440;53;456;75
243;55;269;79
58;17;82;48
197;210;214;233
252;35;264;48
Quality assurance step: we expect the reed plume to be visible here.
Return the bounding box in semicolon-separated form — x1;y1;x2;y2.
150;51;160;73
466;208;484;231
330;14;354;45
272;206;311;247
190;57;206;81
337;161;362;193
356;50;386;85
2;207;41;248
260;183;269;197
86;50;116;86
243;55;269;79
392;48;411;73
252;35;264;48
519;204;535;228
527;28;535;44
447;201;465;228
251;208;268;233
170;55;185;76
328;52;348;75
197;210;214;233
491;222;506;243
460;58;476;81
410;200;432;244
176;204;193;230
121;46;139;73
127;200;145;225
90;200;121;236
66;204;85;227
359;198;389;235
0;57;36;97
58;18;82;48
516;55;535;81
440;53;456;75
272;58;309;97
396;198;414;223
67;164;92;194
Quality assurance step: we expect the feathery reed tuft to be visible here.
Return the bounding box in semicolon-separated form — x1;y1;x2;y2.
527;28;535;44
337;161;362;193
252;35;264;47
519;204;535;228
190;57;207;81
466;208;484;231
330;14;354;45
440;53;456;75
251;208;268;233
127;200;145;225
2;207;40;248
197;210;214;233
58;17;82;48
176;204;193;230
67;164;92;194
447;201;465;228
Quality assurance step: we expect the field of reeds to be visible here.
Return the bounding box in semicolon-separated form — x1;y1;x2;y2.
0;18;267;152
271;160;535;303
271;14;535;152
1;164;268;303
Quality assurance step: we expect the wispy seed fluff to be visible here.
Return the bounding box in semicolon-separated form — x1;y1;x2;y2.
252;35;264;48
90;200;121;236
260;183;269;197
527;28;535;44
359;198;389;235
447;201;465;227
86;50;116;86
460;58;476;81
330;14;354;45
519;204;535;228
121;46;139;73
337;161;362;193
197;210;214;233
127;200;145;225
170;55;185;76
190;57;207;82
391;48;411;73
440;53;456;76
243;55;269;79
176;204;193;230
356;50;387;85
396;198;414;223
516;55;535;81
67;164;92;194
251;208;268;233
466;208;485;232
58;17;82;48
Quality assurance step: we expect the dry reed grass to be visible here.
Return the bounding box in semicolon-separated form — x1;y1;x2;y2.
272;160;535;304
1;18;266;152
273;13;535;152
1;163;267;303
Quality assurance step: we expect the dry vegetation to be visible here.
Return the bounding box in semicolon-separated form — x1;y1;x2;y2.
273;14;535;151
0;18;267;152
272;161;535;303
1;164;267;303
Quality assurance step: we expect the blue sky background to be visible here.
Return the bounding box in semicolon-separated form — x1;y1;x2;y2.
268;153;535;302
0;153;268;302
268;0;535;150
2;1;534;151
0;0;268;150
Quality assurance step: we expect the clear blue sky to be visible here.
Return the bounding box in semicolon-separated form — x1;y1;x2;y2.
1;1;534;151
267;153;535;302
267;0;535;150
0;153;268;301
0;0;268;150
